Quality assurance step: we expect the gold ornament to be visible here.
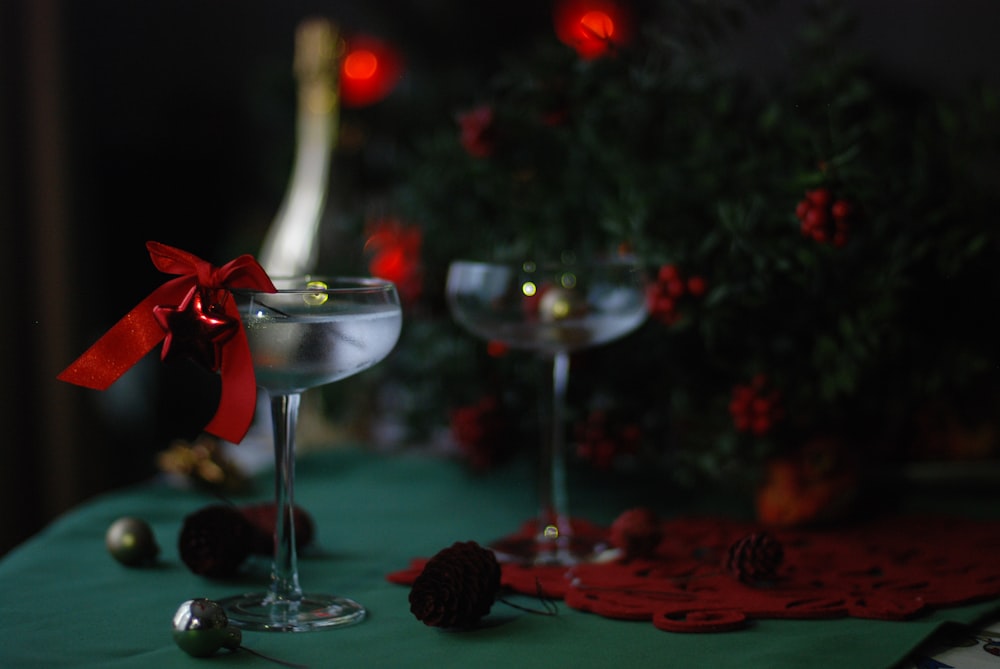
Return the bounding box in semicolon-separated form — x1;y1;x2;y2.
156;434;250;493
538;286;587;322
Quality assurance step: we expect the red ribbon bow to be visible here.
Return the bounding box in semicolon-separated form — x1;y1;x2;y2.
57;241;276;444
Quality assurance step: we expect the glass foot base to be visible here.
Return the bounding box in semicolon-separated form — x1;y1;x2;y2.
218;593;366;632
489;519;612;566
490;536;612;566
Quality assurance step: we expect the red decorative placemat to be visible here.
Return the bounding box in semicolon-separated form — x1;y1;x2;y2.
387;515;1000;632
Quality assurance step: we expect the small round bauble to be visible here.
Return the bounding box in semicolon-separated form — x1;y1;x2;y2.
610;507;662;559
105;516;160;566
172;598;242;658
538;286;587;322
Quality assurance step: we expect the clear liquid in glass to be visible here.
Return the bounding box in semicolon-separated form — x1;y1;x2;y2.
244;306;403;393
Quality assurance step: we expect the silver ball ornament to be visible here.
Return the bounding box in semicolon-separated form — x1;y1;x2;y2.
172;599;242;658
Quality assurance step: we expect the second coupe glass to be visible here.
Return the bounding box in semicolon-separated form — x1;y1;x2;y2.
447;259;648;565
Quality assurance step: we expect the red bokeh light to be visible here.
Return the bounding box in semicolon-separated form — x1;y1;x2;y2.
364;218;423;304
344;49;378;80
340;36;403;107
580;10;614;40
553;0;631;59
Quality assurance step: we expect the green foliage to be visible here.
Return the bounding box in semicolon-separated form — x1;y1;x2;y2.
382;0;1000;481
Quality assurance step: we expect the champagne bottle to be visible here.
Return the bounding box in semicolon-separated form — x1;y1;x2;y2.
258;18;344;277
231;19;346;457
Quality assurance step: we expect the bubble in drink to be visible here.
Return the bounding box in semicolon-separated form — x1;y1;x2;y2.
303;281;329;306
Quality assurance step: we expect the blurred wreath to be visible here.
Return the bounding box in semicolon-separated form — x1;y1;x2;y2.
339;0;999;519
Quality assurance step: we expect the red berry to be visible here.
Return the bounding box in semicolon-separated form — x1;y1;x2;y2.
657;264;680;282
806;188;831;207
686;276;707;297
831;200;852;220
655;296;675;313
660;310;680;326
666;278;685;298
795;199;811;220
730;376;783;436
751;415;772;436
804;207;828;228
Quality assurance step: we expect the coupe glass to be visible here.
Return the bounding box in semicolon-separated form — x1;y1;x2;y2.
446;259;648;565
218;276;402;632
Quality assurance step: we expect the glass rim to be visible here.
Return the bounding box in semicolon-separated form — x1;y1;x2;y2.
233;275;397;295
448;258;642;271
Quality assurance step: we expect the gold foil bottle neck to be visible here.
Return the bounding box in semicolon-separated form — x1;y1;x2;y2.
294;18;343;115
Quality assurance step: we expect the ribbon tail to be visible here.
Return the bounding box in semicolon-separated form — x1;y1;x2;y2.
57;294;169;390
204;327;258;444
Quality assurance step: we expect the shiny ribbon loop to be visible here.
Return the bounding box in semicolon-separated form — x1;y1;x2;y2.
57;241;276;444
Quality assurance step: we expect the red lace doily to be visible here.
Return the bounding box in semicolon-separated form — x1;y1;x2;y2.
387;515;1000;632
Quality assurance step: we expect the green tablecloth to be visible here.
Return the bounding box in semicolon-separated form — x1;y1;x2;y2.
1;447;997;668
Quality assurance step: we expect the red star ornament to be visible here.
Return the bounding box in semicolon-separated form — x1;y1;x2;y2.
153;287;238;372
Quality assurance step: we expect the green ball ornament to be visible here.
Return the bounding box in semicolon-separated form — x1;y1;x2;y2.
172;599;242;658
105;516;160;566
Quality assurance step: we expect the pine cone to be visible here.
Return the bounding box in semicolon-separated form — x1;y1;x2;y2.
409;541;501;628
239;503;316;555
724;531;784;584
178;505;253;578
610;507;662;559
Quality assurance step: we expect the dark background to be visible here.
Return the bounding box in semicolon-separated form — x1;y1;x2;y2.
1;0;998;554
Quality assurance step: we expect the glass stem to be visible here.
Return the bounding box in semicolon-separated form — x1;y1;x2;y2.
538;351;571;553
268;392;303;606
